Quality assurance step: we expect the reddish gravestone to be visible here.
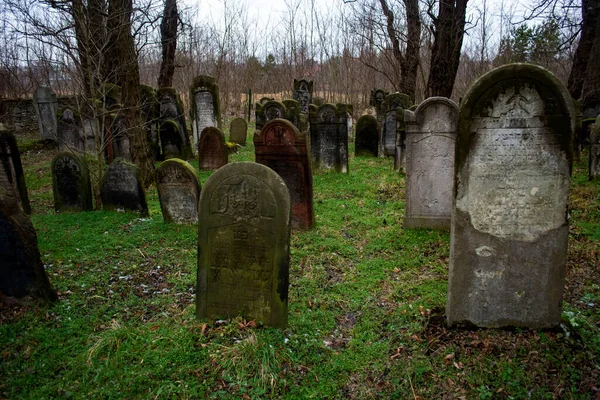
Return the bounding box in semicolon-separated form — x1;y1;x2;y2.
198;127;228;170
254;118;314;230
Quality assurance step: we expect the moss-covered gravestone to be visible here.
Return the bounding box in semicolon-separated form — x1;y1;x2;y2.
158;88;191;158
309;104;349;172
157;159;200;224
159;120;193;160
100;158;148;216
254;118;314;230
355;115;379;157
196;162;291;328
198;127;228;170
0;125;31;214
33;86;58;142
52;152;93;212
403;97;458;229
447;64;574;329
229;118;248;146
589;118;600;180
190;75;221;148
0;186;57;301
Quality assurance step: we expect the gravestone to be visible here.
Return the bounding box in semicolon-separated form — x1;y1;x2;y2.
590;118;600;180
0;125;31;214
158;88;191;158
380;93;411;159
198;127;228;170
355;114;379;157
309;104;349;172
57;108;83;153
190;75;221;147
254;118;314;230
370;89;388;133
403;97;458;229
196;162;291;328
447;64;574;329
100;158;148;216
51;152;93;212
0;186;57;301
106;114;130;161
157;159;200;224
159;120;192;160
293;79;313;114
140;85;160;161
229;118;248;145
34;86;58;142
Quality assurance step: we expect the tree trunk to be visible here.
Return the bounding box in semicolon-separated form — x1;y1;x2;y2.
426;0;468;98
158;0;178;88
582;11;600;110
568;0;600;100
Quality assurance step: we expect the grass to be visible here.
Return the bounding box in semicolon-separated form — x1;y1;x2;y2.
1;123;599;399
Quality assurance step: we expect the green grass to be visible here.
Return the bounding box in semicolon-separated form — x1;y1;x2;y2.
1;131;599;399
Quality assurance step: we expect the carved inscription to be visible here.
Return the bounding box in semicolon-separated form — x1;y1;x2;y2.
54;156;82;206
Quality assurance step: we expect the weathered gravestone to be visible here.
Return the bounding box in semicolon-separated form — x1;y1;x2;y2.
254;118;314;230
0;125;31;214
100;158;148;216
309;104;349;172
159;120;193;160
355;114;379;157
590;117;600;180
446;64;574;329
229;118;248;145
100;84;131;163
403;97;458;229
51;152;93;212
370;89;388;130
293;79;313;114
196;162;291;328
190;75;221;147
198;127;228;170
140;85;160;161
0;186;57;301
34;86;58;142
157;159;200;224
57;108;83;153
158;88;191;158
255;100;285;131
380;93;411;160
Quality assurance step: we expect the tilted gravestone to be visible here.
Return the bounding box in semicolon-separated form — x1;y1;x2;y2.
403;97;458;229
229;118;248;145
100;158;148;216
0;186;57;301
447;64;574;329
157;159;200;224
34;86;58;142
57;108;84;153
0;125;31;214
309;104;349;172
158;88;191;159
51;152;93;212
293;79;313;114
190;75;221;147
589;117;600;180
196;162;291;328
159;120;193;160
198;127;228;170
254;118;314;230
355;114;379;157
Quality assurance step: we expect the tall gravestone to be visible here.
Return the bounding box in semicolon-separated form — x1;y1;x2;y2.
403;97;458;229
447;64;574;329
0;125;31;214
100;84;131;163
355;115;379;157
590;118;600;180
229;118;248;145
370;89;388;135
293;79;313;114
198;127;228;170
190;75;221;147
34;86;58;142
254;119;314;230
57;108;84;153
158;88;192;159
52;152;93;212
140;85;160;161
157;159;200;224
309;104;349;172
100;158;148;216
0;186;57;301
196;162;291;328
379;93;411;160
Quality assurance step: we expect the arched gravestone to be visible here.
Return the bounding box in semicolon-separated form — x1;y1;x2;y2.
446;64;574;329
159;120;192;160
403;97;458;229
0;186;57;301
355;114;379;157
198;127;228;170
254;119;314;230
100;158;148;216
158;88;191;158
51;153;93;212
309;104;349;173
157;159;200;224
380;93;411;158
0;126;31;214
229;118;248;146
196;162;291;328
190;75;221;147
293;79;313;114
34;86;58;142
589;117;600;180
